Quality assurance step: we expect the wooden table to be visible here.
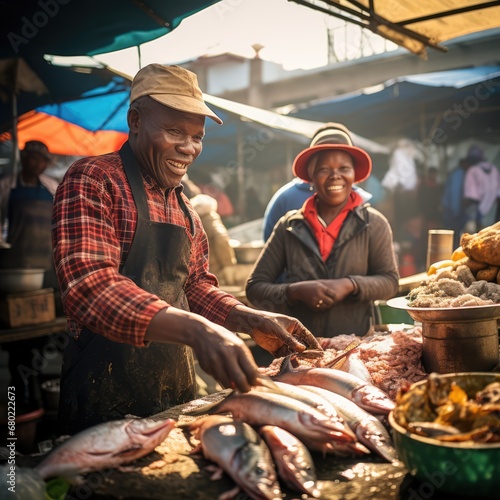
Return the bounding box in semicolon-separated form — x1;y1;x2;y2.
11;391;458;500
0;317;67;343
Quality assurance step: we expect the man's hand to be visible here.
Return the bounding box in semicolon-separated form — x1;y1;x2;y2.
146;308;259;393
224;305;322;357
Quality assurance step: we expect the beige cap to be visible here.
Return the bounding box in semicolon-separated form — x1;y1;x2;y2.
130;64;222;125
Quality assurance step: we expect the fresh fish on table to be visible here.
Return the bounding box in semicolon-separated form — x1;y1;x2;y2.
35;417;176;481
185;388;355;453
188;415;281;500
299;385;398;463
254;381;368;455
254;380;356;442
273;356;395;414
258;425;320;498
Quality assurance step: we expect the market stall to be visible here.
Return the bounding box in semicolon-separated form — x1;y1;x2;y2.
11;370;499;499
5;225;500;499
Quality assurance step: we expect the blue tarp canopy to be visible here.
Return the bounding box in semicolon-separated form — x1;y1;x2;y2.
290;65;500;144
0;0;220;57
35;84;388;169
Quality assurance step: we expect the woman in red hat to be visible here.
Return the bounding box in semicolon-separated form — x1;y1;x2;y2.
245;143;399;338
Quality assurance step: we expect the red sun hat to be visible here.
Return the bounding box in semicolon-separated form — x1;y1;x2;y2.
293;143;372;183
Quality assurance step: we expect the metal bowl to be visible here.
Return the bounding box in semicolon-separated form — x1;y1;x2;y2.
231;242;264;264
0;268;45;293
389;372;500;498
386;296;500;322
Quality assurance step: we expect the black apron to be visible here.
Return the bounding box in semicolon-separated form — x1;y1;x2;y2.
58;143;197;434
0;178;57;289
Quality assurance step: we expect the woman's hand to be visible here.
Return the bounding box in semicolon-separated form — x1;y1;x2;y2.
224;305;322;358
287;278;356;311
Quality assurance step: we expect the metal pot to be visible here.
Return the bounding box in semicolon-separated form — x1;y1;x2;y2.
232;243;264;264
0;268;45;293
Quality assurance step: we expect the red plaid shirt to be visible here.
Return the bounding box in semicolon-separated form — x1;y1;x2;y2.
52;149;239;346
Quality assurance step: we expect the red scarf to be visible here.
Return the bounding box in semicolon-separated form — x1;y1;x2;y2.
303;191;363;261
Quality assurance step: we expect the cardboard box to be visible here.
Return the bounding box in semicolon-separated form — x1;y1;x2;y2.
0;288;55;328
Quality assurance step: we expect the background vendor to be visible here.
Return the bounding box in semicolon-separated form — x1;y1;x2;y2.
0;140;59;410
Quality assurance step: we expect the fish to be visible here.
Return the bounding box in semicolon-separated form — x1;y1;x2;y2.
254;380;355;442
299;385;399;463
188;415;281;500
258;425;320;498
338;350;373;384
35;417;176;481
273;356;395;414
185;388;355;453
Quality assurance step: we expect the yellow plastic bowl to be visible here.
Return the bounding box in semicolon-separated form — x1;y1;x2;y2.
389;372;500;498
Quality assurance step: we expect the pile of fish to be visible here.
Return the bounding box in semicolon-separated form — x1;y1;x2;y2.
267;329;428;401
184;359;399;499
29;340;413;499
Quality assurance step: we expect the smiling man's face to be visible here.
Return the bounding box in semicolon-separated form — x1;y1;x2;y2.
128;98;205;189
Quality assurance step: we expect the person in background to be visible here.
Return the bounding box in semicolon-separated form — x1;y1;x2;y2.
190;193;237;282
463;145;500;234
245;140;399;338
190;170;235;221
262;123;372;242
0;141;59;410
416;166;444;269
0;141;58;274
381;138;420;237
52;64;321;434
180;174;202;198
441;152;477;249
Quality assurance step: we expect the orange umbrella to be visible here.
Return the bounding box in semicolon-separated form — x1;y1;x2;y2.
0;111;128;156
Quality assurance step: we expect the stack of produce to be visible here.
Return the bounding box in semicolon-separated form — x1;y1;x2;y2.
460;221;500;283
407;222;500;307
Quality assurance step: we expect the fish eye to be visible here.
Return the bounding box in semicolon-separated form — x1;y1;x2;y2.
254;465;266;476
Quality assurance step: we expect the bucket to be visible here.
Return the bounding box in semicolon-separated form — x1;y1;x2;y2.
0;405;45;454
421;319;499;373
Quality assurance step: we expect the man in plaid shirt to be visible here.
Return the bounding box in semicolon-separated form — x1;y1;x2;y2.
52;64;321;433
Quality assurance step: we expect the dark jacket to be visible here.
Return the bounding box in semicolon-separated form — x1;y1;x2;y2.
245;204;399;337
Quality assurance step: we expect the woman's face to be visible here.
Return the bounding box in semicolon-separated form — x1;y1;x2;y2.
311;150;356;207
